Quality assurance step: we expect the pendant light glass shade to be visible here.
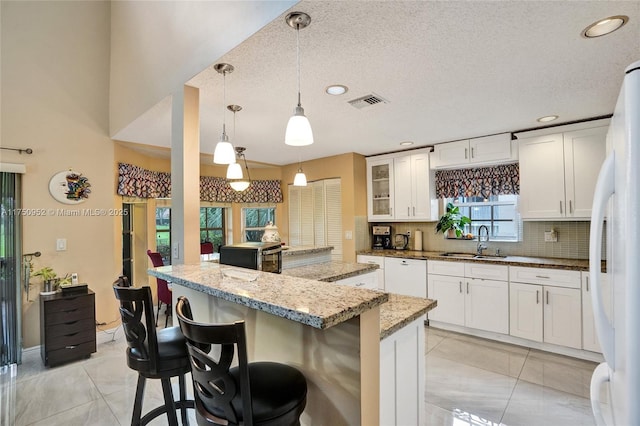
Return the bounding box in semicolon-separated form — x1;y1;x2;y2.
226;162;243;179
285;12;313;147
293;168;307;186
285;106;314;146
214;133;236;164
229;179;250;191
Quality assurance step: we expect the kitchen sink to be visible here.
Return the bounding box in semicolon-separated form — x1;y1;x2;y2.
439;252;507;260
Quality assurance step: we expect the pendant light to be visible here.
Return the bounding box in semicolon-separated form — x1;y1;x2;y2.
229;147;251;192
213;63;236;164
226;105;244;180
284;12;314;146
293;167;307;186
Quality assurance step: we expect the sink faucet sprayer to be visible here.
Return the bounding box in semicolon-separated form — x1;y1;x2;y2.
477;225;489;255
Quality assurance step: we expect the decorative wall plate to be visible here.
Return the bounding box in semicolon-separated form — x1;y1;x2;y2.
49;170;91;204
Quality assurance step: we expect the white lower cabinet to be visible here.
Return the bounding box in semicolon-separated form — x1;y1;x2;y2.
357;254;385;290
380;317;425;426
509;267;582;350
582;272;611;353
384;257;427;298
428;261;509;334
335;271;377;290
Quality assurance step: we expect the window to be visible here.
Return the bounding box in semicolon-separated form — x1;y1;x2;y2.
200;207;225;250
242;207;275;242
155;207;171;264
446;195;521;242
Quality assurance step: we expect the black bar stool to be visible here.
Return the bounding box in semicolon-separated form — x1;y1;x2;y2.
175;296;307;426
113;277;194;425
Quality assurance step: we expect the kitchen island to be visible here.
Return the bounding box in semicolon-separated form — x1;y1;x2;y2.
149;261;435;425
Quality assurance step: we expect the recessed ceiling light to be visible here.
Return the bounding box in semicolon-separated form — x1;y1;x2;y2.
399;141;414;146
582;15;628;38
325;85;348;96
537;115;559;123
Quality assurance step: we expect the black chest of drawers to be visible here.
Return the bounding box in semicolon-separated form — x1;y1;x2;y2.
40;289;96;367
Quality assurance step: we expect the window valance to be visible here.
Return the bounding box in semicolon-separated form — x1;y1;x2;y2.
117;163;283;203
435;163;519;199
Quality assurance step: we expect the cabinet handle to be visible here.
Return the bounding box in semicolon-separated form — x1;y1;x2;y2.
390;207;392;215
465;148;468;159
408;207;410;216
65;345;77;349
355;282;365;287
559;201;563;214
569;200;573;214
413;206;415;216
471;147;475;158
466;282;469;294
535;275;550;279
536;290;539;304
586;276;590;292
546;290;549;305
459;281;462;293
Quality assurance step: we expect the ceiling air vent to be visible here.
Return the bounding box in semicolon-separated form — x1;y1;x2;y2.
347;93;389;110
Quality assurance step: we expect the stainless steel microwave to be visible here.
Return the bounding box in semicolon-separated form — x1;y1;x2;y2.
219;242;282;274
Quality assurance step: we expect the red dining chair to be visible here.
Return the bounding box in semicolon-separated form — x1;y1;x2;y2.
147;249;172;328
200;242;214;256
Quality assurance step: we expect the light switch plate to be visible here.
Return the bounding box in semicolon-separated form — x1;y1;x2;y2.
56;238;67;251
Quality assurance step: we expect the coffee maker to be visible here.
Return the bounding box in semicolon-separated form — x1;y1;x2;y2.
372;225;392;250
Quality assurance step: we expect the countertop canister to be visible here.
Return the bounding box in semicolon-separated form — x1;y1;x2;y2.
414;230;423;251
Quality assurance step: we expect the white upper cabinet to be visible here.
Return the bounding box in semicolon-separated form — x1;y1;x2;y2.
366;157;394;221
519;125;607;220
366;148;436;222
431;133;515;169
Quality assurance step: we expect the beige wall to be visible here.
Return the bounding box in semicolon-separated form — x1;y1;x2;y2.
2;1;117;347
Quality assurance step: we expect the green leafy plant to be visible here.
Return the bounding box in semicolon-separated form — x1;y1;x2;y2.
435;202;471;238
31;267;71;286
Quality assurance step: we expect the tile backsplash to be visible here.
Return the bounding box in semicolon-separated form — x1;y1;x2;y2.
373;221;602;260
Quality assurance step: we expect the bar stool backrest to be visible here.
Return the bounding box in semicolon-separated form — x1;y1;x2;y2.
113;284;160;374
176;296;253;426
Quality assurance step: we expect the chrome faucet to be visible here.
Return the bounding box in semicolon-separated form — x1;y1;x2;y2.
477;225;489;255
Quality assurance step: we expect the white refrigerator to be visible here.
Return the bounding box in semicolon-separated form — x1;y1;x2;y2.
589;59;640;426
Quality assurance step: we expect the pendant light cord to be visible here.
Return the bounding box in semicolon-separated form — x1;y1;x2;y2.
222;71;227;136
296;24;302;107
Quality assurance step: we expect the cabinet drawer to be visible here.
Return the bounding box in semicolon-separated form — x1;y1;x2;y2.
45;328;96;351
509;266;580;289
357;255;384;269
427;260;465;276
46;340;96;367
45;294;93;313
46;305;95;325
336;272;377;290
465;263;508;281
46;318;94;339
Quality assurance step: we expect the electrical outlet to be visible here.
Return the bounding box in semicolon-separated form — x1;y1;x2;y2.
544;230;558;242
56;238;67;251
172;242;180;259
407;230;411;237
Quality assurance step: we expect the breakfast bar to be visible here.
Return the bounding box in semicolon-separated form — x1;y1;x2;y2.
149;261;436;425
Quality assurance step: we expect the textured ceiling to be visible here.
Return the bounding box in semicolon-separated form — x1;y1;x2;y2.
114;1;640;166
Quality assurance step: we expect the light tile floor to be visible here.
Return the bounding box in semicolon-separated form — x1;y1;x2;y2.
1;317;601;425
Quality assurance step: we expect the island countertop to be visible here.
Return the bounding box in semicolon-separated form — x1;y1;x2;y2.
282;260;378;282
149;262;388;330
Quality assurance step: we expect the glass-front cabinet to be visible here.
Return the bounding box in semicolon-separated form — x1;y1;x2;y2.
366;157;394;220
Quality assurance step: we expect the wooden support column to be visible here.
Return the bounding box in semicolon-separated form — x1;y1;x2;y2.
170;85;200;265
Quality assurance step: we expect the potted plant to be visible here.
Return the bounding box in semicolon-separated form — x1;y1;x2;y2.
435;202;471;239
31;266;71;292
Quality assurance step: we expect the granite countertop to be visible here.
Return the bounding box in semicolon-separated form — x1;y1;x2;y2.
379;294;436;340
282;261;378;282
282;245;334;257
358;249;594;271
149;262;388;330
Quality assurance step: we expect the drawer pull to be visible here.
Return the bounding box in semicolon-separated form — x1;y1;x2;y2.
65;345;78;349
459;281;462;293
535;275;550;279
536;290;540;304
63;309;79;314
355;283;365;287
466;282;469;294
546;291;549;305
64;332;79;337
586;276;590;292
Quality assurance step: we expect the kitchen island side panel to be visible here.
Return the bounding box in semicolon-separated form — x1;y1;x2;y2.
173;284;380;426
